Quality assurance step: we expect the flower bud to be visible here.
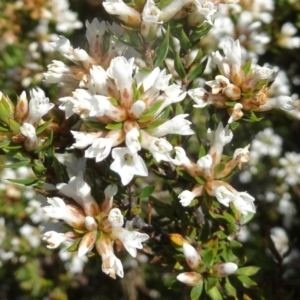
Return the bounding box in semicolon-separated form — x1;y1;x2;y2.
15;91;29;123
212;262;238;277
85;216;98;231
183;243;202;270
177;272;202;286
223;84;241;101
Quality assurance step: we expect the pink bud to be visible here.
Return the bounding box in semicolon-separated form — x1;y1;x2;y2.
212;262;238;277
183;243;201;270
177;272;202;286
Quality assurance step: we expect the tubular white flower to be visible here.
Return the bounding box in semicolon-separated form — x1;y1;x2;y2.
228;103;243;123
125;127;141;154
159;0;192;22
107;56;135;107
188;88;212;108
177;272;202;286
71;131;103;149
110;147;148;186
49;36;73;56
43;231;67;249
197;154;213;170
183;243;201;270
140;130;173;162
206;75;230;94
215;186;235;207
78;230;97;257
20;123;38;151
207;122;233;165
43;197;85;228
104;184;118;199
212;262;238;277
85;18;106;59
148;114;194;137
178;190;195;207
96;238;124;279
25;91;54;126
85;130;124;162
257;96;295;111
141;0;162;40
108;208;124;227
111;227;149;257
233;192;256;215
103;0;141;26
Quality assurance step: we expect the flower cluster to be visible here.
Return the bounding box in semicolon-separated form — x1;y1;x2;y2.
189;38;295;121
174;122;255;215
43;172;149;279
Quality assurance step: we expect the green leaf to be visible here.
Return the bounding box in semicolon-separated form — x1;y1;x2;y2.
139;185;155;198
206;286;223;300
243;60;252;77
198;144;206;158
130;204;141;215
235;266;260;277
174;52;186;78
190;281;203;300
202;249;214;266
7;178;39;186
65;238;81;252
154;25;170;68
179;28;192;50
190;22;213;42
225;278;237;297
195;176;205;184
0;97;13;123
214;163;226;174
205;278;219;292
36;119;53;135
187;58;208;82
237;275;257;286
240;212;255;225
229;122;240;130
143;119;166;130
105;122;123;130
138;101;164;122
8;118;20;135
109;97;119;106
0;160;30;169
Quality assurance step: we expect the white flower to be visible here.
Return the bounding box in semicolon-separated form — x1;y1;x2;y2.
141;0;162;40
233;192;256;215
183;243;201;270
107;56;135;107
103;0;141;26
207;122;233;165
258;96;295;111
84;130;124;162
20;123;38;151
25;90;54;125
110;147;148;185
111;226;149;257
188;87;212;108
159;0;192;22
206;75;230;94
197;154;213;169
125;127;141;154
108;208;124;227
178;190;195;207
71;131;103;149
228;103;243;123
43;197;85;228
43;231;67;249
148;114;194;137
215;186;235;207
140;130;173;162
270;227;289;256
